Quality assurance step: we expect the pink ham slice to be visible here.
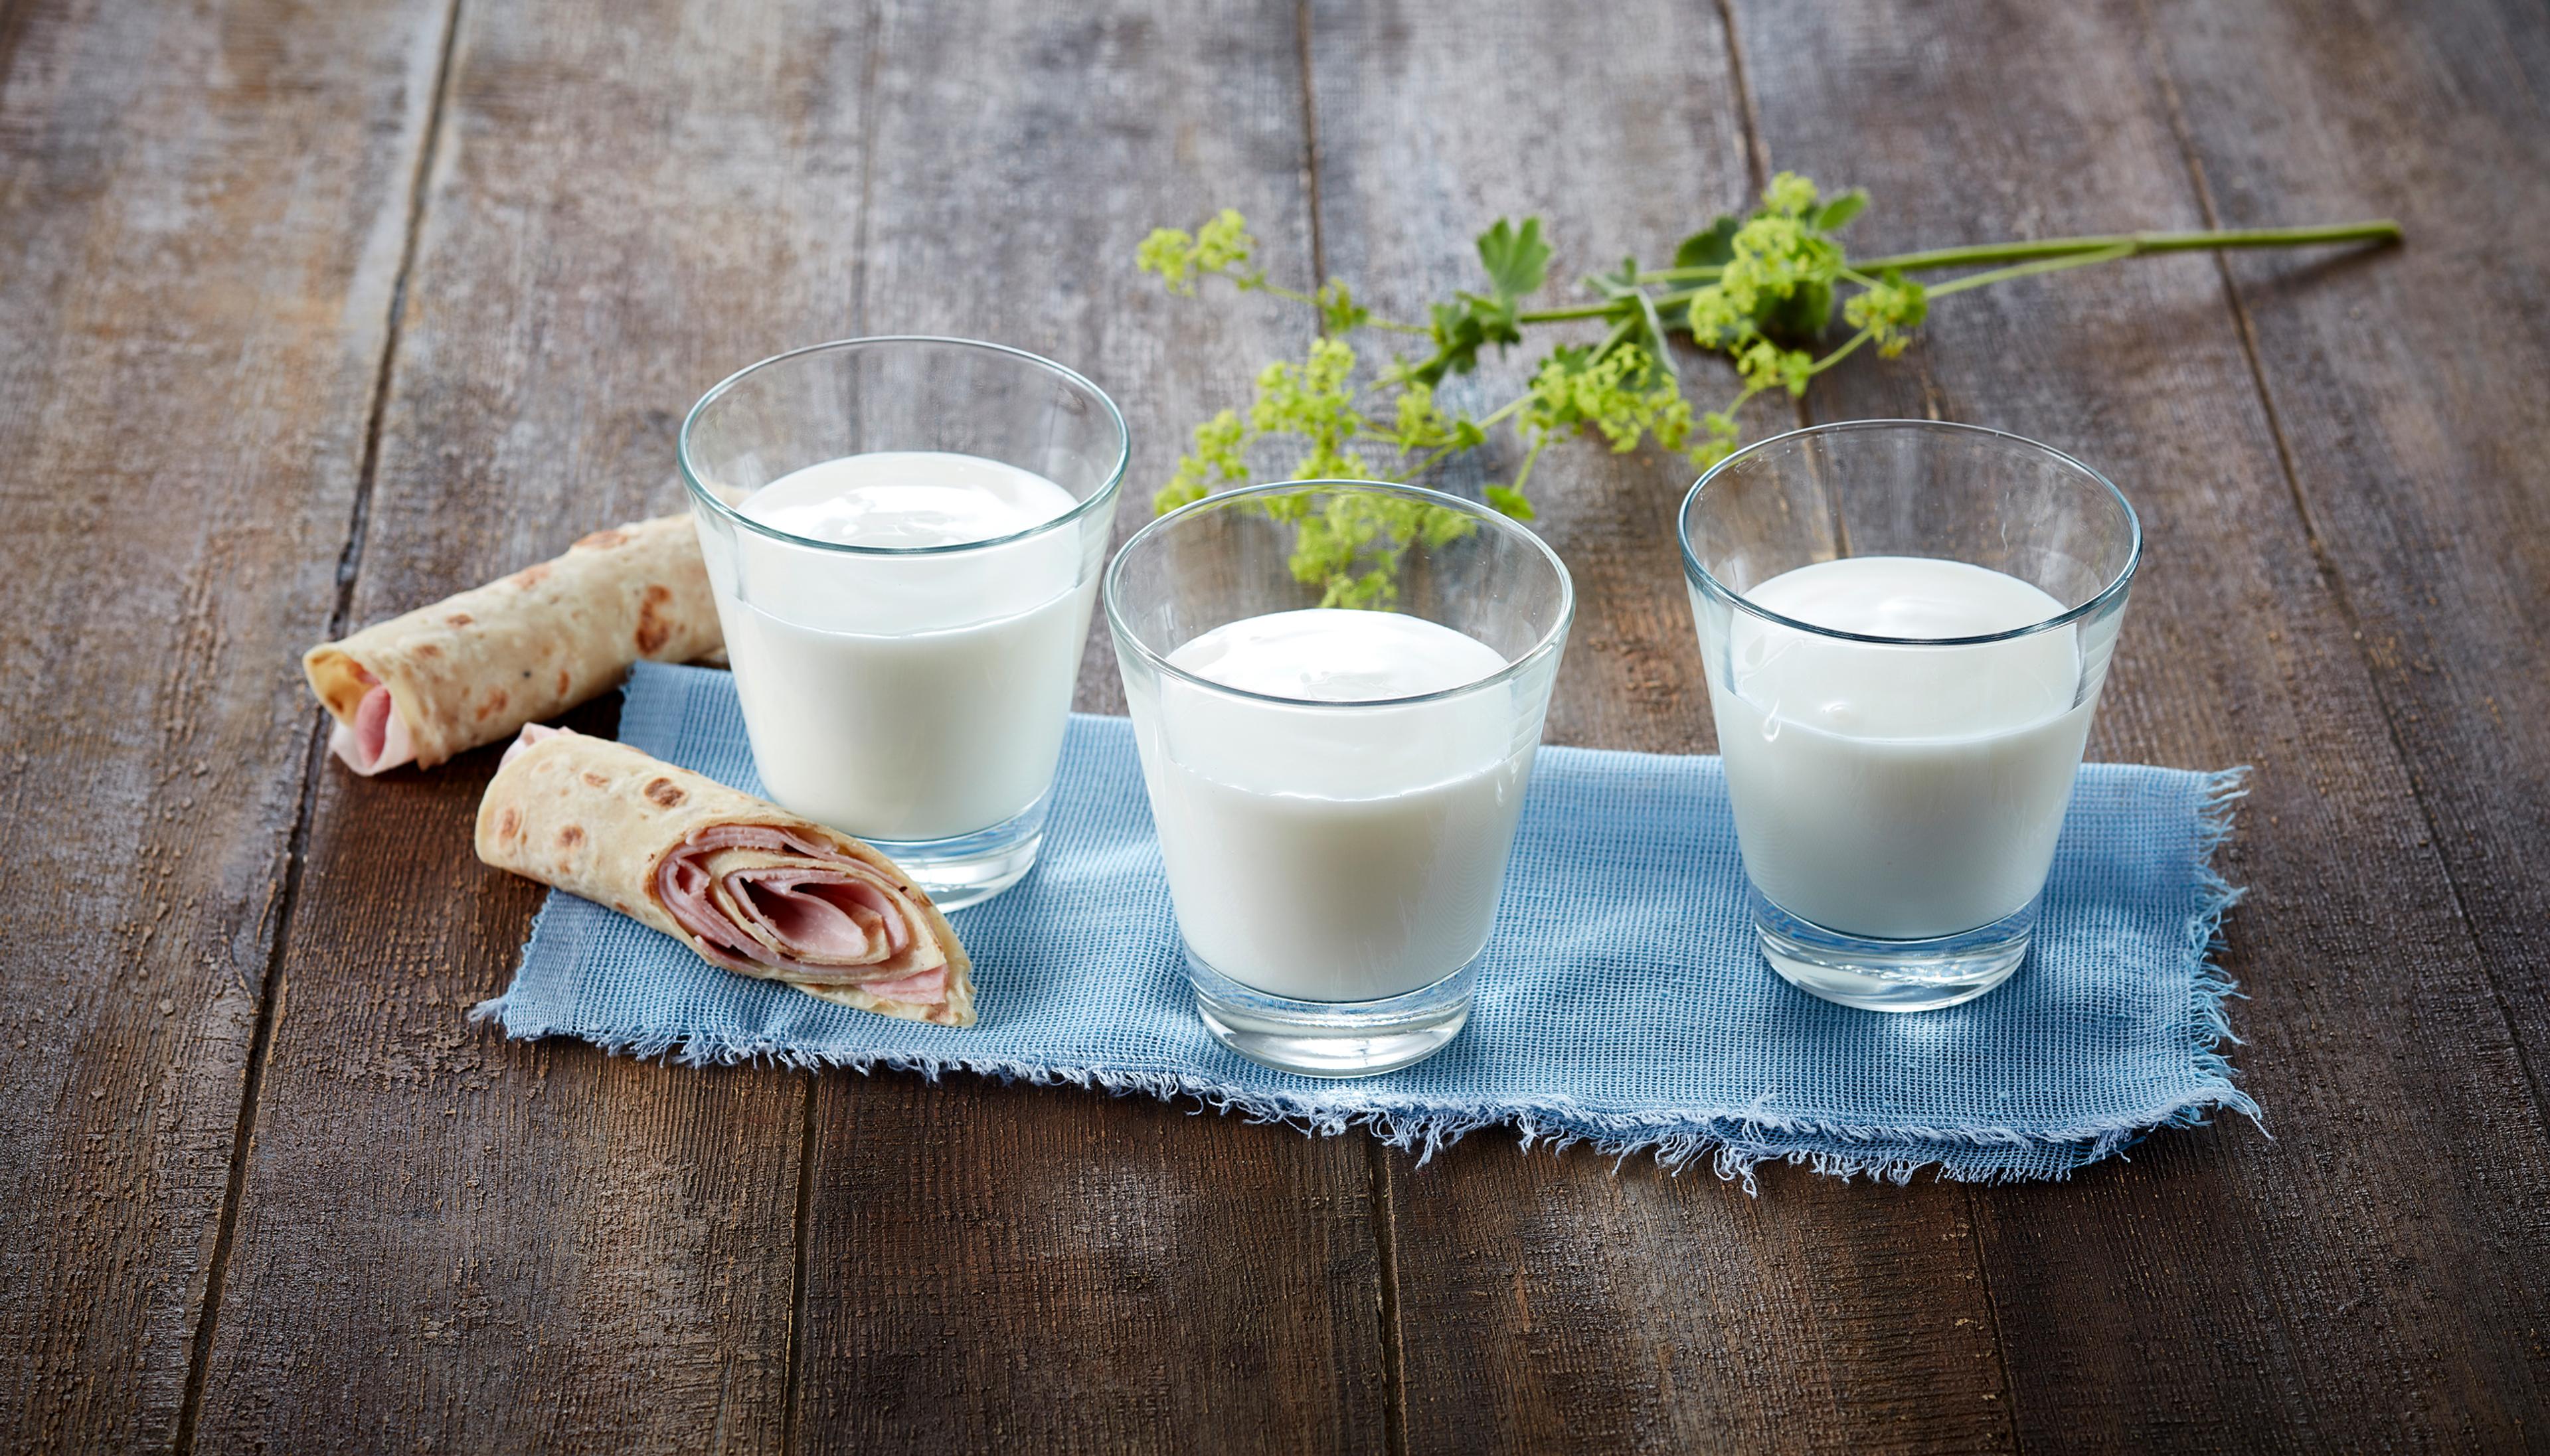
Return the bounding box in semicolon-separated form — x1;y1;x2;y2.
502;721;564;766
655;823;950;1002
328;673;417;775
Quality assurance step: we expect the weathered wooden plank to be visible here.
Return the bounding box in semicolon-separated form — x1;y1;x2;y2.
1729;0;2550;1445
20;0;2535;1449
804;1078;1385;1452
183;0;888;1448
785;3;1390;1450
1313;0;1792;756
2150;0;2550;1130
0;0;450;1447
1304;3;2017;1451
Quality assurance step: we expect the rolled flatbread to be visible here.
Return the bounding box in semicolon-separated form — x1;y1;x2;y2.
476;726;975;1026
304;516;721;774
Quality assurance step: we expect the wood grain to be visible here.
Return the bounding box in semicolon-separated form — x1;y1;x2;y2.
2147;0;2550;1126
1730;0;2550;1445
0;0;450;1447
786;3;1389;1450
6;0;2543;1448
1308;0;1790;757
1304;2;2015;1451
184;0;885;1447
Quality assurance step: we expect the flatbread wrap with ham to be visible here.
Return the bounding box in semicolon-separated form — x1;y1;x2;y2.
475;726;974;1026
304;515;721;774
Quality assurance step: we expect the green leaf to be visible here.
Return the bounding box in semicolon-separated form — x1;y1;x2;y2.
1673;216;1742;270
1318;278;1370;335
1412;292;1524;384
1814;189;1868;232
1761;278;1835;343
1484;485;1536;521
1475;217;1551;299
1626;288;1679;382
1577;260;1678;381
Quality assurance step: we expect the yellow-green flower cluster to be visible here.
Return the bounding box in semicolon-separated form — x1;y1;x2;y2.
1136;209;1256;295
1250;337;1361;481
1154;408;1248;515
1843;272;1930;357
1523;347;1697;459
1683;172;1847;346
1134;175;2388;603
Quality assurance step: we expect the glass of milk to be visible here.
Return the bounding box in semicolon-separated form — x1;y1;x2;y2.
1679;420;2140;1011
680;338;1126;909
1105;481;1574;1077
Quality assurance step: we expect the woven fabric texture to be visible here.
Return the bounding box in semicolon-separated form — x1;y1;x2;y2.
476;663;2256;1184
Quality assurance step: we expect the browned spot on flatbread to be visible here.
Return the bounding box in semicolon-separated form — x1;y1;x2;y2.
635;582;675;655
475;687;509;722
643;777;685;807
576;528;630;550
558;825;585;848
555;668;571;696
495;807;521;841
511;562;552;589
582;771;610;788
446;611;473;627
414;643;442;659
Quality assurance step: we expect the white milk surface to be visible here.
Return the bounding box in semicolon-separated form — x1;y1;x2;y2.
1703;556;2092;939
1138;609;1531;1003
710;451;1092;842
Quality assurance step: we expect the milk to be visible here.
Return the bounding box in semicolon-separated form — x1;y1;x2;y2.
705;451;1092;842
1132;609;1531;1003
1700;556;2096;939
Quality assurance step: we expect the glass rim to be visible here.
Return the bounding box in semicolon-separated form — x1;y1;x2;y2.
1104;478;1576;711
1677;418;2142;647
677;335;1130;558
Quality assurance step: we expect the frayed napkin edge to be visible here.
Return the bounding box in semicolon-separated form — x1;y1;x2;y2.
471;765;2260;1195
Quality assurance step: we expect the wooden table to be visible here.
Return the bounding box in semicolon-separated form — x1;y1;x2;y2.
7;0;2545;1449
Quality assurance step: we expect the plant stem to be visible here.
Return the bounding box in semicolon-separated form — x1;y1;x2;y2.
1517;301;1616;323
1923;242;2137;297
1507;434;1551;495
1254;278;1428;333
1525;289;1707;322
1804;327;1877;376
1631;219;2397;285
1253;280;1323;308
1857;220;2399;273
1402;438;1468;477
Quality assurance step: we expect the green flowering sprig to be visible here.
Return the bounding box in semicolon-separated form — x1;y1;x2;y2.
1138;209;1390;337
1140;175;2397;600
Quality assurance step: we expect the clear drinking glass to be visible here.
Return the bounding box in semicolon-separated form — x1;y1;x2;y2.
1679;420;2140;1011
1106;481;1574;1077
681;337;1127;909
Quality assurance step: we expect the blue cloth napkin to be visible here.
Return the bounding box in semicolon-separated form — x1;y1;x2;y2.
475;663;2256;1185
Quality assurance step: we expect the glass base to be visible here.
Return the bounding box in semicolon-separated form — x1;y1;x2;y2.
1185;949;1476;1078
1752;889;2035;1012
862;791;1049;912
